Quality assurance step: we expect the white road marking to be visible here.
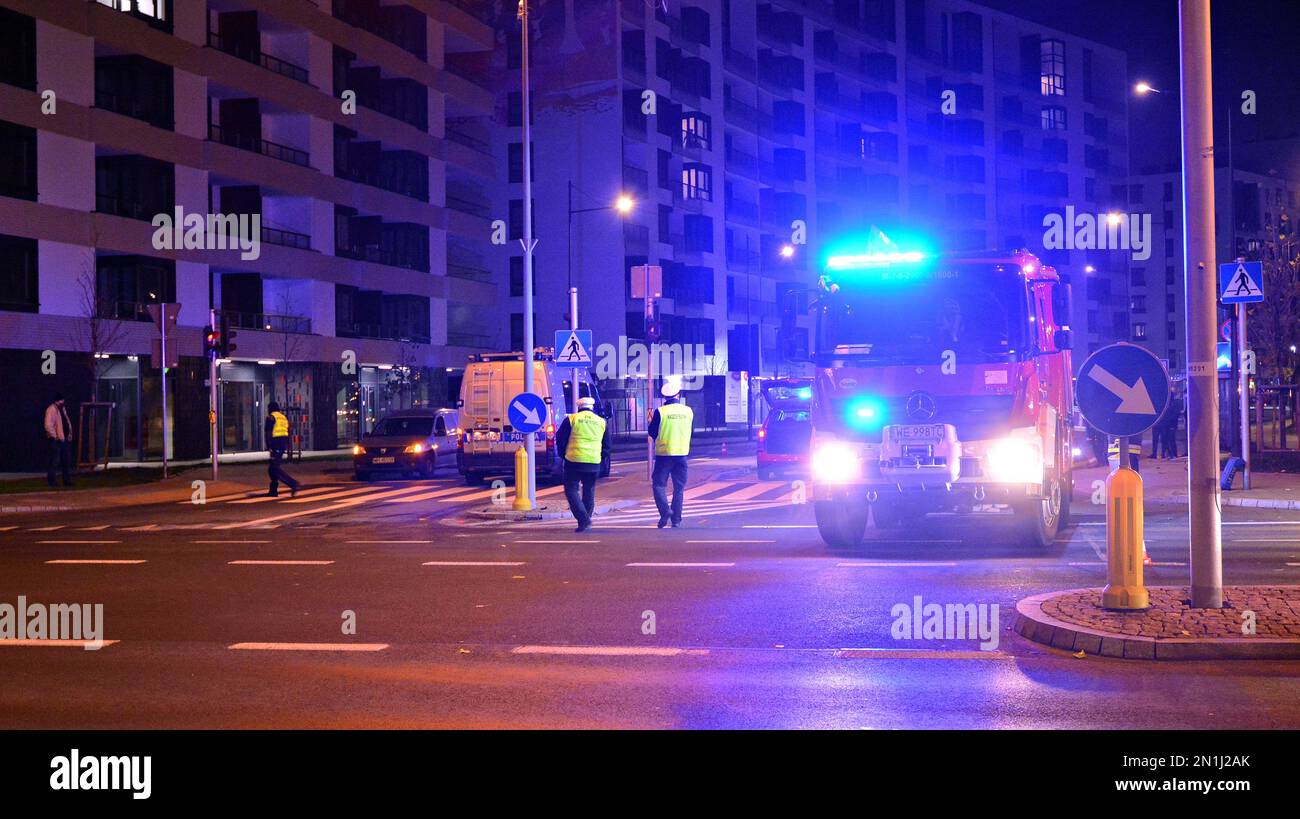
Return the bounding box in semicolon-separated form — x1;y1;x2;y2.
192;539;272;544
686;539;775;544
78;525;111;531
36;540;121;545
1232;538;1300;543
347;539;433;544
231;486;340;504
837;648;1007;660
422;561;528;566
713;481;786;501
45;559;146;565
836;561;959;568
513;539;599;544
0;526;17;531
385;485;485;503
0;639;119;649
28;526;64;532
743;524;816;529
229;642;388;651
227;560;334;565
511;645;707;656
626;562;735;568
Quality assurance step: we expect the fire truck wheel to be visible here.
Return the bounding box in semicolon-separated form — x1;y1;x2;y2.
1015;477;1064;548
815;500;868;549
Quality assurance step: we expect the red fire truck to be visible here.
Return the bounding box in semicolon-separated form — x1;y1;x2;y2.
809;248;1075;549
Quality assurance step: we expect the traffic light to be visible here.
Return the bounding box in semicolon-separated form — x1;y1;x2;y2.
644;300;662;341
217;312;238;357
203;325;219;358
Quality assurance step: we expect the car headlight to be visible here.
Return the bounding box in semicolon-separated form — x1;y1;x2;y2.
985;437;1043;483
352;444;365;455
812;441;861;484
404;443;424;454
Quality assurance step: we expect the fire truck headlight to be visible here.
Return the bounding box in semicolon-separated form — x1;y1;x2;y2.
986;437;1044;484
812;441;860;484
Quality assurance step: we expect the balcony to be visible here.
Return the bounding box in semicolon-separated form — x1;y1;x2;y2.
95;193;161;221
96;300;155;322
220;310;312;334
445;125;491;157
338;322;430;344
445;194;492;219
260;225;312;251
447;331;492;347
209;123;310;168
723;48;756;79
207;31;310;85
446;263;492;282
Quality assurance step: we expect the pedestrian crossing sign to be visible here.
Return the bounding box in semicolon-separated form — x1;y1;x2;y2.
554;330;593;367
1219;261;1264;304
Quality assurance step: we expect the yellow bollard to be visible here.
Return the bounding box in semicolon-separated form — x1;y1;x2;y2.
512;445;532;512
1102;447;1149;610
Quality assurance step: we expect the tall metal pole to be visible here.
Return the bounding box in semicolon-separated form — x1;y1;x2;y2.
1238;296;1251;487
209;308;219;482
569;287;580;412
645;265;655;481
1179;0;1223;608
519;0;537;507
160;307;169;479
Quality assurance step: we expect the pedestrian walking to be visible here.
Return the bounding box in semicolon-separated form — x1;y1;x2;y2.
43;393;74;487
556;396;610;533
1161;389;1185;458
649;379;694;528
264;401;299;497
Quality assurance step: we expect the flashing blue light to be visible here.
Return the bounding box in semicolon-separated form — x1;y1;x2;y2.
825;250;926;271
846;397;887;429
796;387;812;400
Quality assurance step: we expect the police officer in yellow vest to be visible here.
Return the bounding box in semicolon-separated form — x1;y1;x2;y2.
649;379;694;528
556;396;611;533
264;401;300;497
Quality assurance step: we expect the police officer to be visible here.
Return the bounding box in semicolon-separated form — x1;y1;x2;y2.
264;401;300;497
556;396;610;533
649;379;693;528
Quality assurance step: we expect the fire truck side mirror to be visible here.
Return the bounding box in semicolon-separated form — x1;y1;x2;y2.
1054;328;1073;351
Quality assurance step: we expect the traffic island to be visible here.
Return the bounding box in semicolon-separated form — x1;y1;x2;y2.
461;498;639;522
1015;586;1300;660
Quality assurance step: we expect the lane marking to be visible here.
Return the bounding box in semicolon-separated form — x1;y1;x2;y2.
35;540;121;545
422;561;528;567
0;526;18;531
712;481;786;501
282;485;410;504
29;526;64;532
347;539;433;544
511;645;707;656
626;562;735;568
514;539;599;544
744;524;816;529
0;639;119;649
836;561;959;568
227;560;335;565
230;486;341;504
1232;538;1300;543
681;481;732;500
78;525;111;531
685;539;775;544
229;642;388;652
45;559;146;565
192;539;272;544
215;485;440;528
837;648;1007;660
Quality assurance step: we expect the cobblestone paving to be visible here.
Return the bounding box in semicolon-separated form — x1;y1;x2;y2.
1041;586;1300;639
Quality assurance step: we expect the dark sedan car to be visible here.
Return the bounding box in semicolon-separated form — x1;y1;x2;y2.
353;410;457;480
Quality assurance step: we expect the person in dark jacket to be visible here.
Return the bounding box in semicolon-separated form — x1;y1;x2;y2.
555;397;611;532
1161;390;1185;458
264;401;299;497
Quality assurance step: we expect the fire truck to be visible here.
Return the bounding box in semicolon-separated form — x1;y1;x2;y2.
809;247;1075;549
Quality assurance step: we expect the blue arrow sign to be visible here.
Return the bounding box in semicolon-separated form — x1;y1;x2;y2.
554;329;593;367
507;391;548;434
1219;261;1264;304
1077;343;1171;438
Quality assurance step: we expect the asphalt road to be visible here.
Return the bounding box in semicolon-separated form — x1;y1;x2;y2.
2;450;1299;729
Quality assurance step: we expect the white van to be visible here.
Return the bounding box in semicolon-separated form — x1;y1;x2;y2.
456;351;608;484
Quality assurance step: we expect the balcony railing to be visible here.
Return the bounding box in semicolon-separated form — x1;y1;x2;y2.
96;193;165;221
445;195;492;219
335;242;427;273
445;126;491;156
96;300;155;322
206;31;310;84
220;310;312;335
338;322;430;344
446;263;492;281
260;225;312;251
209;123;310;168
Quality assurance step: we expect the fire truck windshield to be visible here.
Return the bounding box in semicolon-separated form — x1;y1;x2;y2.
814;265;1030;365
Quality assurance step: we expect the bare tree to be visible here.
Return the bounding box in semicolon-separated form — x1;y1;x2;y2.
383;339;425;410
1249;210;1300;384
71;254;127;402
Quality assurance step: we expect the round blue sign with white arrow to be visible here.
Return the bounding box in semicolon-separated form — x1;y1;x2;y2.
507;391;548;434
1076;343;1171;437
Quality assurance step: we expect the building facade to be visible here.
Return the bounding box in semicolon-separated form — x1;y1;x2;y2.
0;0;499;468
485;0;1132;426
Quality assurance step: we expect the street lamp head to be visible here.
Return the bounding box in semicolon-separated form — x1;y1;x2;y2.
1084;264;1096;273
615;194;635;215
1134;81;1161;95
779;244;795;259
1106;212;1122;227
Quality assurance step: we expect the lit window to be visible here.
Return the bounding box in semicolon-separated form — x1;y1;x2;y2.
1040;39;1065;96
1041;106;1067;131
680;163;713;201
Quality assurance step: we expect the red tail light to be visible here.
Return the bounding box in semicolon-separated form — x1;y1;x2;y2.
757;428;767;440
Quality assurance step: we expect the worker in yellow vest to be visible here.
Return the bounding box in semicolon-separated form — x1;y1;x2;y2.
556;396;611;533
264;401;300;497
649;379;694;528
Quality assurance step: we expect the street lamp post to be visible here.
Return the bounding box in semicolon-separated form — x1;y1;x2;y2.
519;0;537;509
567;185;634;412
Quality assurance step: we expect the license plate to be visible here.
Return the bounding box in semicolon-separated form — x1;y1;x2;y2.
891;424;944;441
371;456;395;464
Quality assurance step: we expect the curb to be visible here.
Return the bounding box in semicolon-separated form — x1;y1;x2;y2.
464;498;639;522
1137;495;1300;510
1014;588;1300;660
0;505;73;514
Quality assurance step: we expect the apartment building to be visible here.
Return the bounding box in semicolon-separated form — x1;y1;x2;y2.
1130;163;1299;375
0;0;497;468
487;0;1131;427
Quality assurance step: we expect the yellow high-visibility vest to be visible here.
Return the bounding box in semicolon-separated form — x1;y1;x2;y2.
270;411;290;438
565;411;606;464
654;402;693;456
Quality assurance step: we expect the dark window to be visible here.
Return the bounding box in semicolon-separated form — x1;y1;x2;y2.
96;255;176;321
95;55;174;129
0;234;38;313
507;91;532;127
0;7;36;90
509;256;537;297
508;142;534;183
0;120;36;200
508;199;535;240
96;155;174;221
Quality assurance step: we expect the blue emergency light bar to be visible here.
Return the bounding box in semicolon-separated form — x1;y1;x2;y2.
824;250;926;270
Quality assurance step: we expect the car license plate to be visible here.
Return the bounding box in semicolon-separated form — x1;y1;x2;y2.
891;424;944;441
371;456;395;464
